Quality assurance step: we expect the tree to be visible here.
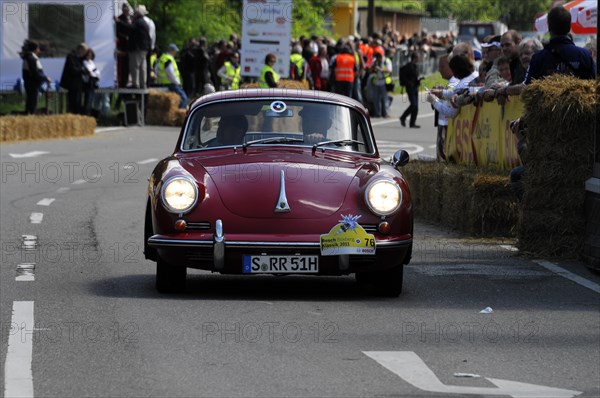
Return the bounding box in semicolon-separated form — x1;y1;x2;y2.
137;0;335;51
424;0;553;31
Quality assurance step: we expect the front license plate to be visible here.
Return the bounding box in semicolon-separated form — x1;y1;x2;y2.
243;255;319;274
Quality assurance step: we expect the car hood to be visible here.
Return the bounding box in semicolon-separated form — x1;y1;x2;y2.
180;151;378;219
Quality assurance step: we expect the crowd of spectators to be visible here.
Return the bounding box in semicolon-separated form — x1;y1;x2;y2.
20;1;596;125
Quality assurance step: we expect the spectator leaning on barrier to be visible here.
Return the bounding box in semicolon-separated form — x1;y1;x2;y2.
60;42;88;115
21;40;52;115
517;38;544;80
157;43;187;109
429;54;459;161
427;54;478;118
500;30;524;85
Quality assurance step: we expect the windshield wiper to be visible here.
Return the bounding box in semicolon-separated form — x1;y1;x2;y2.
242;137;304;149
312;139;363;152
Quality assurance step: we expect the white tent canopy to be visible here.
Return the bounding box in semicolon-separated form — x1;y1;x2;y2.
534;0;597;35
0;0;116;90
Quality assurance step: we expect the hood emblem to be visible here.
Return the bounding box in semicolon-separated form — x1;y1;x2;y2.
274;170;291;213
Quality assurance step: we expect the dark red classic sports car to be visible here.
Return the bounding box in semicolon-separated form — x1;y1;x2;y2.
145;89;413;296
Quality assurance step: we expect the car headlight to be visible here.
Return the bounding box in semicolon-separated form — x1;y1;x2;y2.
161;176;198;213
365;179;402;216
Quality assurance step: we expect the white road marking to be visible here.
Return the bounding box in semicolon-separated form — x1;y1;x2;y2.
36;198;55;206
371;112;435;126
72;179;86;185
16;264;35;281
377;141;424;159
364;351;582;398
56;187;70;193
95;127;123;133
533;259;600;294
8;151;49;158
4;301;34;398
137;158;158;165
307;311;322;316
29;213;43;224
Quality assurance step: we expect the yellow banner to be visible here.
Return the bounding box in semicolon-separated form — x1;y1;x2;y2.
446;97;524;169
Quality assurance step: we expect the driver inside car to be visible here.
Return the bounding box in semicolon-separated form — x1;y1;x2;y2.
209;115;248;146
299;108;333;145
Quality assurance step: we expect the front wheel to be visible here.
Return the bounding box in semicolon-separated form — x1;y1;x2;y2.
356;264;404;297
156;258;186;293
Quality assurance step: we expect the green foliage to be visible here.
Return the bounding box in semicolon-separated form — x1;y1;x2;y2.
292;0;336;38
141;0;241;50
137;0;335;51
358;0;554;31
425;0;554;31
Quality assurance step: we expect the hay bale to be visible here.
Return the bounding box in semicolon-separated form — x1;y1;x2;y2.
240;80;310;89
402;161;518;236
470;174;518;236
0;114;95;142
145;91;186;126
517;75;596;258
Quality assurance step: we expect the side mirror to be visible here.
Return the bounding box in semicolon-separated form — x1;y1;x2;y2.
391;149;409;169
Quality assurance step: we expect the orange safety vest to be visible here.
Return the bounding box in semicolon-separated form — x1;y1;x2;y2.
335;53;355;82
365;46;374;67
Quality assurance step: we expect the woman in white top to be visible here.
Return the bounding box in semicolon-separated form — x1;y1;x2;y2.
82;48;100;116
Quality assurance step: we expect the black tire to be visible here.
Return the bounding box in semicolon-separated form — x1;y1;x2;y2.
356;264;404;297
156;258;186;293
402;243;413;265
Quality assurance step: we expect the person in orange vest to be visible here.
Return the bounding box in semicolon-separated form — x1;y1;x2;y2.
331;46;356;98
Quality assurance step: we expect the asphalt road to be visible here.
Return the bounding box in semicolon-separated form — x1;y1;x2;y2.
1;107;599;397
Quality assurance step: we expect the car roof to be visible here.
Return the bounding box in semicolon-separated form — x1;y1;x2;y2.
189;89;368;115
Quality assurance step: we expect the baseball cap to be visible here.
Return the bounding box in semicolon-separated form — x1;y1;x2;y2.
481;35;502;48
167;43;179;52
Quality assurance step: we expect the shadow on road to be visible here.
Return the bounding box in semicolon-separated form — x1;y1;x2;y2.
86;272;401;302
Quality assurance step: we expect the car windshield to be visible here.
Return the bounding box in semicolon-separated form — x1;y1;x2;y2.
182;99;374;154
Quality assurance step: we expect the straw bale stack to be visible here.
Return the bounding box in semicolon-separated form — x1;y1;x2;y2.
146;91;185;126
240;80;310;89
0;114;95;142
402;161;518;236
518;75;596;257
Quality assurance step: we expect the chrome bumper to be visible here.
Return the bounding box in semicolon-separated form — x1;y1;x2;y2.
147;219;412;271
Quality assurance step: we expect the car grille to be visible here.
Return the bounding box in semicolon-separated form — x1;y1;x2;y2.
185;252;213;262
186;221;211;231
184;222;377;233
361;224;378;234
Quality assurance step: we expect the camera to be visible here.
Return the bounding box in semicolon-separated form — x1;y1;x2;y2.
510;118;527;136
